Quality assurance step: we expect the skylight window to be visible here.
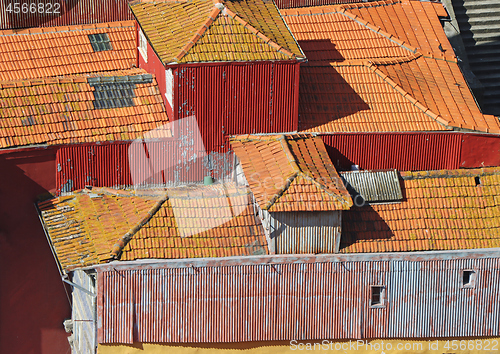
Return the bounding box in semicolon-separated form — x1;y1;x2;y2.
88;33;112;52
340;169;403;205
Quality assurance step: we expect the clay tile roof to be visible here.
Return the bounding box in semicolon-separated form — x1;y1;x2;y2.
230;134;353;211
0;21;136;82
281;0;500;134
341;166;500;253
0;69;170;149
38;184;268;270
129;0;304;64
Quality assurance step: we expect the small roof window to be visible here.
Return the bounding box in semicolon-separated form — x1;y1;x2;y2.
88;33;112;52
340;169;402;205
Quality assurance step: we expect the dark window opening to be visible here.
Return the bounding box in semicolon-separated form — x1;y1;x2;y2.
462;270;476;287
88;33;112;52
370;286;385;307
474;176;481;186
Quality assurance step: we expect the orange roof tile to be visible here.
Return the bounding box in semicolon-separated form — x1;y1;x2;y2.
281;1;500;134
0;69;170;149
38;184;268;270
230;134;353;211
341;167;500;253
130;0;304;64
0;21;136;82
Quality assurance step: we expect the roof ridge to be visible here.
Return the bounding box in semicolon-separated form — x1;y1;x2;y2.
366;61;453;129
339;9;419;55
339;0;401;11
401;166;500;180
110;196;168;259
223;6;296;59
174;6;222;62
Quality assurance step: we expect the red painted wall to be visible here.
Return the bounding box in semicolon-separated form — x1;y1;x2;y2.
138;37;171;116
460;133;500;168
0;147;71;353
174;61;300;152
0;0;134;30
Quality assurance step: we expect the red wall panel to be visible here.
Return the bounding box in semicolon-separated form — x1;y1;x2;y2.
460;133;500;168
174;61;300;152
0;147;71;353
0;0;134;30
320;132;464;171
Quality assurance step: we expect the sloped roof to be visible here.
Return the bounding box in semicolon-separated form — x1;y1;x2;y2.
0;69;169;149
230;134;353;211
341;167;500;253
38;184;268;271
130;0;304;64
0;21;136;82
281;0;500;134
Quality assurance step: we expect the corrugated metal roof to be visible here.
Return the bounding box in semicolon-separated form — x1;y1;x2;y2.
95;250;500;343
340;169;402;203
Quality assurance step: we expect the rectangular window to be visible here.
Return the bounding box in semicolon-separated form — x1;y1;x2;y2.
370;286;386;307
88;33;112;52
462;270;476;288
165;68;174;108
138;29;148;62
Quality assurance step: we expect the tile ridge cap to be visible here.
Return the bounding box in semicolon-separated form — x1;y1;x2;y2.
224;7;297;59
110;196;168;259
339;9;419;55
298;172;353;209
173;6;222;62
339;0;401;11
367;62;452;129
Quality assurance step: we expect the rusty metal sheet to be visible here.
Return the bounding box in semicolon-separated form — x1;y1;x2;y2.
0;0;134;30
95;252;500;343
340;169;402;203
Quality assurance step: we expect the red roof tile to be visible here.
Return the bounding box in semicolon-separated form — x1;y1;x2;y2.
0;21;136;82
38;184;268;270
281;1;500;134
0;69;170;149
341;167;500;253
230;134;353;211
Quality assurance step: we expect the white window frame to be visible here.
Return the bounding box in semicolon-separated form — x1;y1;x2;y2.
165;68;174;108
138;29;148;62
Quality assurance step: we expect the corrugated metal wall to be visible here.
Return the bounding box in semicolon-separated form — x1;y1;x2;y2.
263;210;342;254
275;0;376;9
175;62;300;152
0;0;133;30
56;142;234;193
96;256;500;343
72;270;96;354
321;132;463;171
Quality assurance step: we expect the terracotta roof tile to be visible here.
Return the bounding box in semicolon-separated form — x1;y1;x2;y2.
130;0;304;64
0;69;170;149
230;134;353;211
0;21;136;82
341;167;500;253
281;1;500;134
39;184;268;270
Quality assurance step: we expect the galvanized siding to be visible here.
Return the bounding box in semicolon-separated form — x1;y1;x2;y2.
97;257;500;343
175;62;300;153
267;211;341;254
72;270;96;354
0;0;133;30
321;132;463;171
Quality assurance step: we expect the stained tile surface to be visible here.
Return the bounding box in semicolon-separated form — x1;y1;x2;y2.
130;0;304;64
38;184;267;270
